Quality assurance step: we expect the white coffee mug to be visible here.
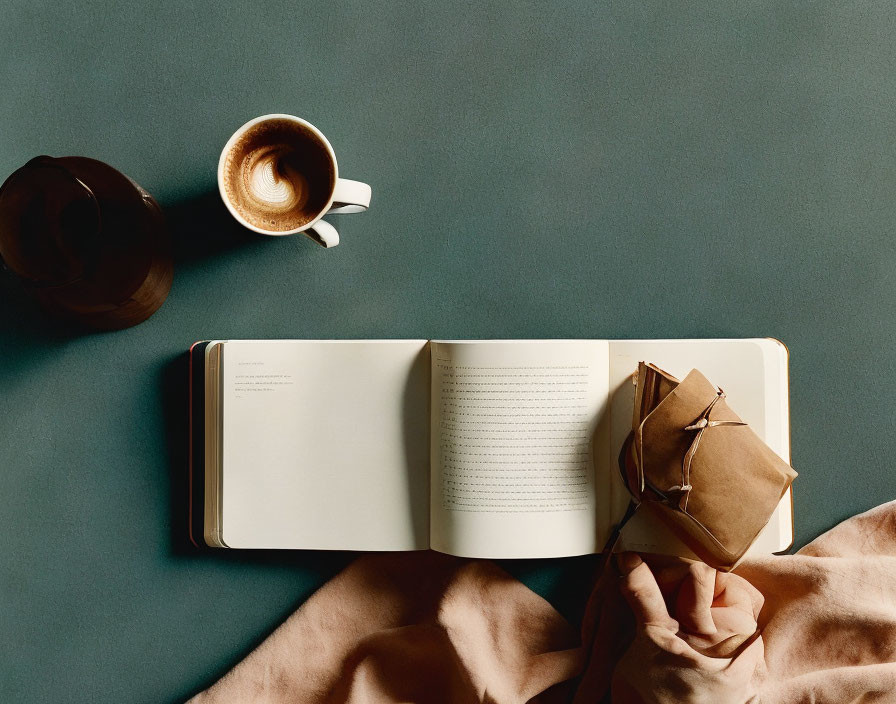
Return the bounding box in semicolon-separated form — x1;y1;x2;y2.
217;114;371;248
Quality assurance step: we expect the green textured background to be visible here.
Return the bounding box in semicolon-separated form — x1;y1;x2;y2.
2;2;895;702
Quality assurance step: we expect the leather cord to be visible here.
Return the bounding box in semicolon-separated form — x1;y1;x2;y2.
673;389;745;511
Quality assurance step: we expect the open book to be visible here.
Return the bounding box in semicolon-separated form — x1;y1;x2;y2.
189;339;793;559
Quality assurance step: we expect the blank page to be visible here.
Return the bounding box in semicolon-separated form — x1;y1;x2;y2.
218;340;430;550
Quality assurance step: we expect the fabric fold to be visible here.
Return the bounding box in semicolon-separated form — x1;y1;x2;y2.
190;501;896;704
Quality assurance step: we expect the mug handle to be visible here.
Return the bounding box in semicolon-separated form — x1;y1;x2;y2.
304;219;340;249
303;178;372;248
328;178;372;214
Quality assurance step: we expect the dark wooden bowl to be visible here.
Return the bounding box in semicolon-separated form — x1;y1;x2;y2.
0;156;172;330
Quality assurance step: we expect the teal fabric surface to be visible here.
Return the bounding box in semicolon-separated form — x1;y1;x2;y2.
2;2;896;702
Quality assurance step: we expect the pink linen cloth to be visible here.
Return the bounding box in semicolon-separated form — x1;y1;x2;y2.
189;501;896;703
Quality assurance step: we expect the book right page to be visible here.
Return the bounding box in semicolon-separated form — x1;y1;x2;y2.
429;340;610;558
606;338;793;557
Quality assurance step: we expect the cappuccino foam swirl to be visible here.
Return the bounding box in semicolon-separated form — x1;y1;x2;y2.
222;118;335;232
244;146;309;212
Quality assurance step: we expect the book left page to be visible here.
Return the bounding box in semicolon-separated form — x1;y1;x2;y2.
218;340;430;550
429;340;610;558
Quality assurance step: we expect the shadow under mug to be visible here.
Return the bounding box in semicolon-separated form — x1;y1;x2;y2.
217;114;371;248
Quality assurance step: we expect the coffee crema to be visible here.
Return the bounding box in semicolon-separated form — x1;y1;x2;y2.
221;119;336;232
